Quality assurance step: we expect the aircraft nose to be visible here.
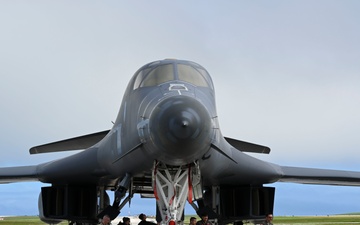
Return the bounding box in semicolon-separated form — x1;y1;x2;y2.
148;95;212;165
167;105;200;139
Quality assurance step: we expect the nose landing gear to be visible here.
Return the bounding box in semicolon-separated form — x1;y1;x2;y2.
153;161;201;225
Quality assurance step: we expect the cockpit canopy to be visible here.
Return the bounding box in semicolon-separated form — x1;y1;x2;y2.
132;59;214;90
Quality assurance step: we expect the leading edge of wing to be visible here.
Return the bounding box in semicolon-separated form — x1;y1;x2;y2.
279;166;360;186
224;137;271;154
30;130;110;154
0;165;39;184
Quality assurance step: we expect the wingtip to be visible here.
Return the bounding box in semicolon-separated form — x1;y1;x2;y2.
29;147;37;155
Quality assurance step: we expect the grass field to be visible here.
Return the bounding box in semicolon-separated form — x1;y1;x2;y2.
266;215;360;225
1;215;360;225
0;216;68;225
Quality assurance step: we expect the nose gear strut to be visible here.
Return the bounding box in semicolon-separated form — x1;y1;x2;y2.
153;161;201;225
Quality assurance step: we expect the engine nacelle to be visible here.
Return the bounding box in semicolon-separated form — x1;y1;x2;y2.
219;186;275;221
197;186;275;224
38;185;98;224
38;192;63;224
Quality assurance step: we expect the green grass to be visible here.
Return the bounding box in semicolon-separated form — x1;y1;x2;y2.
272;215;360;225
0;216;67;225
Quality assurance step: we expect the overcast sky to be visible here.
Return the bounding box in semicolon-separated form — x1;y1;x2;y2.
1;0;360;217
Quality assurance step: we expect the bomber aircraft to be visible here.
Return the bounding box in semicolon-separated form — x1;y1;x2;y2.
1;59;360;225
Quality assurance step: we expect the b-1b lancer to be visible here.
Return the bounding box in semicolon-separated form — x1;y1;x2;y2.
1;59;360;225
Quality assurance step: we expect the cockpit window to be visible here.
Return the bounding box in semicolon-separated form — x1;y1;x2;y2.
140;64;174;87
177;64;209;87
133;68;151;89
133;64;174;89
132;60;213;90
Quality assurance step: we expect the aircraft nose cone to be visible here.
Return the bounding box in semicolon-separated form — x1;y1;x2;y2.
167;107;201;139
148;95;212;165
